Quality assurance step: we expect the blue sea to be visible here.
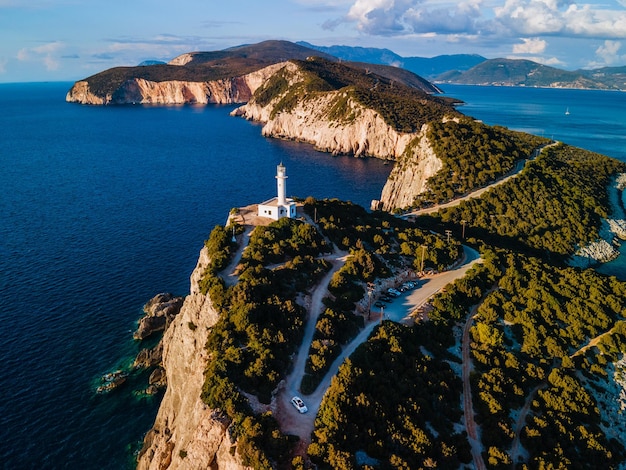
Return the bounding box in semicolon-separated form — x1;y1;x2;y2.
1;82;625;468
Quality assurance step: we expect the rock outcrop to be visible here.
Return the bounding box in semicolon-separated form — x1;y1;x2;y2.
66;63;286;105
374;125;443;211
136;246;251;470
134;293;184;341
570;175;626;267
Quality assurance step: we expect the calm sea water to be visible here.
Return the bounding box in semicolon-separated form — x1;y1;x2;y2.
1;82;625;468
0;82;391;469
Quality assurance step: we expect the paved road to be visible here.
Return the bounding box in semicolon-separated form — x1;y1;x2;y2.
277;245;483;447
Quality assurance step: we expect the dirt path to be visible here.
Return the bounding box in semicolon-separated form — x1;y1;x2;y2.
223;225;256;287
510;384;545;464
404;142;557;218
462;305;487;470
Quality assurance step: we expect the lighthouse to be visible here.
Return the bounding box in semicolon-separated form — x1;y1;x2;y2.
276;162;287;206
257;163;297;220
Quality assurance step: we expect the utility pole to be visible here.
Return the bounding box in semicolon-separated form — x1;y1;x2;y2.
367;283;373;321
445;230;452;243
461;220;467;240
420;245;427;273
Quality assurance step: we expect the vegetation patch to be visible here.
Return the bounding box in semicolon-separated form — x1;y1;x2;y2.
414;119;548;205
430;143;626;257
309;322;471;469
199;218;331;468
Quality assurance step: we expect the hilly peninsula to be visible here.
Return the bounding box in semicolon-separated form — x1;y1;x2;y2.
75;41;626;469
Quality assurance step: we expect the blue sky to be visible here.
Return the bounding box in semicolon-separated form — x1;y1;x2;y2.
2;0;626;83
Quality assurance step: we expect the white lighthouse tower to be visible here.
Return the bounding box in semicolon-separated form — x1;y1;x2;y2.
276;162;287;206
257;163;297;220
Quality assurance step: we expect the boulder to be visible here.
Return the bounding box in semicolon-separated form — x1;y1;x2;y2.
148;367;167;388
133;342;163;369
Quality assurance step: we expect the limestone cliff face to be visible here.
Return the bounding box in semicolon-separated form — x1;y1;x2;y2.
136;246;250;470
66;63;286;105
232;64;416;160
375;126;442;211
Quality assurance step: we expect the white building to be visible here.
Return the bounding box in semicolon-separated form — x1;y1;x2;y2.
257;163;297;220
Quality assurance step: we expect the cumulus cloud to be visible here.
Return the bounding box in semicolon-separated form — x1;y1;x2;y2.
492;0;626;39
16;41;64;70
342;0;485;35
512;37;547;54
345;0;413;35
507;54;564;65
592;39;626;65
335;0;626;40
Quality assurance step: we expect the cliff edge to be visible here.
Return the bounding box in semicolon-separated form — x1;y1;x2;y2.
66;63;286;106
136;246;250;470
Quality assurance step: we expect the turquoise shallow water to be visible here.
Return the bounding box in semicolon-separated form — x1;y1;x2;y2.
1;82;625;468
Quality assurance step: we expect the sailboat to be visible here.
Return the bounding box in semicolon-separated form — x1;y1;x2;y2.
565;107;570;115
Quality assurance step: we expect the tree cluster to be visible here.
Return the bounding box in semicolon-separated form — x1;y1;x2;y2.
199;218;331;468
300;248;387;394
459;251;626;467
308;322;471;469
416;120;546;204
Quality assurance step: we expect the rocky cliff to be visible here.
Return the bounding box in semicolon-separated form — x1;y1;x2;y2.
66;63;286;105
373;125;443;211
136;246;250;470
231;61;453;163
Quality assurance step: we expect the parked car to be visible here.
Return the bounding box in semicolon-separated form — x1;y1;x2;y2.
291;396;308;413
379;295;393;302
374;300;385;308
387;288;401;297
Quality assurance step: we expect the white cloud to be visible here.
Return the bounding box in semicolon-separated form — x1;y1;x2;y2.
337;0;626;40
346;0;414;35
15;41;64;70
507;54;563;65
512;37;547;54
592;39;626;65
0;57;7;74
493;0;626;38
343;0;487;35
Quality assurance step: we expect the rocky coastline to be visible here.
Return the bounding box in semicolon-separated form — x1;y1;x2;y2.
65;62;287;106
135;246;251;470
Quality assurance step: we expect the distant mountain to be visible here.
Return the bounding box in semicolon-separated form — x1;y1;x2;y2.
578;66;626;90
299;42;626;91
297;41;486;79
297;42;404;66
438;58;622;90
402;54;486;78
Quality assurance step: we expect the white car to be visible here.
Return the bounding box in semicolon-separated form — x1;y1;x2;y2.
291;396;308;413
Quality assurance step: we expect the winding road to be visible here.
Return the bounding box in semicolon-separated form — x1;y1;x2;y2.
404;141;558;218
274;245;483;449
